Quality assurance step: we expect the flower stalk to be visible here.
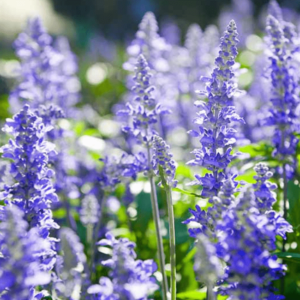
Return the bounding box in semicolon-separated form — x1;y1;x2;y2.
165;185;176;300
147;146;169;300
152;135;178;300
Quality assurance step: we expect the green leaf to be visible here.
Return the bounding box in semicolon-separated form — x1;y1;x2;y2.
238;142;273;158
177;290;206;299
73;121;85;136
83;128;100;136
182;247;196;263
275;252;300;263
236;170;256;184
176;164;194;179
132;192;152;233
172;187;202;198
175;218;189;244
176;290;228;300
52;208;66;219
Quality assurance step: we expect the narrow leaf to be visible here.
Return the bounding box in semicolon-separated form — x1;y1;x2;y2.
275;252;300;263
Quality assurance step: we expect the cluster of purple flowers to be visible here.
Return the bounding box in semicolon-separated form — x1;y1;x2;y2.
10;17;84;210
88;233;158;300
183;12;293;299
186;163;292;299
0;105;59;272
187;20;244;198
217;179;292;299
264;14;300;177
0;205;51;300
98;151;146;193
11;17;79;118
0;105;59;235
118;54;169;145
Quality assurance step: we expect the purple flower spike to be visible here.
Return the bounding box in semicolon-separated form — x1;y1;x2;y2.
188;20;244;198
0;105;59;270
118;55;169;145
11;17;80;118
264;15;300;177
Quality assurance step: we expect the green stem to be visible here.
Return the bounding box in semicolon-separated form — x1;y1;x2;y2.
206;283;216;300
149;175;168;300
125;208;133;232
282;163;288;252
281;163;288;295
87;223;94;270
90;195;107;280
166;186;176;300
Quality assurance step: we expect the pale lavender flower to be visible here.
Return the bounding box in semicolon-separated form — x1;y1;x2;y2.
55;228;87;299
0;205;51;300
88;233;158;300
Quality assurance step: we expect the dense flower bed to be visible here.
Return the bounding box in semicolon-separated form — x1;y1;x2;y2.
1;1;300;299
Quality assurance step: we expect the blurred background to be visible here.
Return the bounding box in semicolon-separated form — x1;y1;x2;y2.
0;0;300;121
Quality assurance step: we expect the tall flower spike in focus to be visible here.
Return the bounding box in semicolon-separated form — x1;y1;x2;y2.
188;20;243;198
88;233;158;300
0;105;59;270
0;205;51;300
